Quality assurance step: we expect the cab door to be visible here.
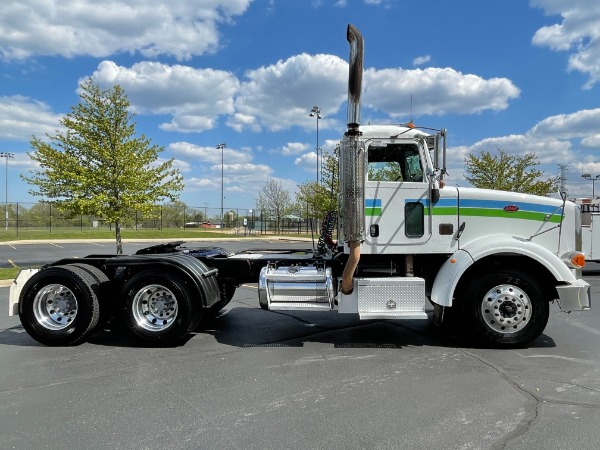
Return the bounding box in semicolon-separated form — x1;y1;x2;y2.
363;142;432;254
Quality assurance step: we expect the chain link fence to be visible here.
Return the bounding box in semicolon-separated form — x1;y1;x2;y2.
0;202;323;236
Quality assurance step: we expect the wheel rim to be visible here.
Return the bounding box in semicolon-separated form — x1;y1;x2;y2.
33;284;78;330
132;284;178;331
481;284;533;334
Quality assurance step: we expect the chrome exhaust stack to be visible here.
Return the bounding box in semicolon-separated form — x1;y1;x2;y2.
340;24;365;295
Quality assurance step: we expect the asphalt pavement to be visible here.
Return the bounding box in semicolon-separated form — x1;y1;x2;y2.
1;249;599;449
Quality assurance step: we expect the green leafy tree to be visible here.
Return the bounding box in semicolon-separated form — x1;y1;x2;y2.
464;149;558;196
24;79;184;253
295;144;340;221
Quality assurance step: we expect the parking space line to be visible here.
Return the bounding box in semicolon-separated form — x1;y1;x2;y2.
50;243;63;248
8;259;17;268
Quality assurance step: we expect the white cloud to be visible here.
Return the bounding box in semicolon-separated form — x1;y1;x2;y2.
0;0;252;61
0;95;63;141
413;55;431;66
470;134;572;165
294;151;318;172
218;163;271;174
82;54;523;137
230;53;347;132
282;142;310;155
169;142;252;164
363;67;520;117
187;162;273;200
531;0;600;89
528;108;600;140
88;60;239;133
581;135;600;149
167;158;192;173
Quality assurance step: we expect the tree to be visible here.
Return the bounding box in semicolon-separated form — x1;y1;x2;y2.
258;179;291;233
464;149;558;196
294;144;340;222
24;79;184;253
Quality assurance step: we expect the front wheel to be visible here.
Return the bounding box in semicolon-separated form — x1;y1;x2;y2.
462;270;549;348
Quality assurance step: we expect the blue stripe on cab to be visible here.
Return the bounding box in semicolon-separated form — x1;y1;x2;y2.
365;198;382;208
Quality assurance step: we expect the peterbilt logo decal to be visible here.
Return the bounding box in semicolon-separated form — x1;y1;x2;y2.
503;205;519;212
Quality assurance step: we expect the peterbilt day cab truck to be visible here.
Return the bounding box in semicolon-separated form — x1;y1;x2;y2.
8;25;590;348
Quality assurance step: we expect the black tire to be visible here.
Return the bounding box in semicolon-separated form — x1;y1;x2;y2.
463;269;549;348
68;263;113;330
18;265;101;346
120;269;203;345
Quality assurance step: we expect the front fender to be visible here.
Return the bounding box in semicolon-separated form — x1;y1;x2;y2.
431;235;576;307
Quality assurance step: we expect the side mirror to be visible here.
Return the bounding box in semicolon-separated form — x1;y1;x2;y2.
431;188;440;204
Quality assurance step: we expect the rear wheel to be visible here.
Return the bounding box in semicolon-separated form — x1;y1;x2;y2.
19;266;101;346
463;270;549;347
120;269;203;345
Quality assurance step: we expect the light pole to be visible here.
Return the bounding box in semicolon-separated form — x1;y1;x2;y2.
0;152;15;231
582;173;600;198
216;143;226;228
309;106;322;184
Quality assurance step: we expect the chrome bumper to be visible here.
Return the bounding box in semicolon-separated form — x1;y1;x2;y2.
556;279;591;312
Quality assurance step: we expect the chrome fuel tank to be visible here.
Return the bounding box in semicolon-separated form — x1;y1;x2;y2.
258;265;335;311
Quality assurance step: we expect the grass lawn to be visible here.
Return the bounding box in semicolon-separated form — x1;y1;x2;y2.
0;228;238;242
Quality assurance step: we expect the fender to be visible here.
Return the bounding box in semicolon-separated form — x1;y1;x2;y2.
431;235;576;307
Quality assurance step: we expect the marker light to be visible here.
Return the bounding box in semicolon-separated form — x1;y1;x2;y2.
562;251;585;269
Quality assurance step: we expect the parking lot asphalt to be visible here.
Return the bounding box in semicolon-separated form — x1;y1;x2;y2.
1;264;599;449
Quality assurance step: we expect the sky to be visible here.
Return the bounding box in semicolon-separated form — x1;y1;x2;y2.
1;0;600;212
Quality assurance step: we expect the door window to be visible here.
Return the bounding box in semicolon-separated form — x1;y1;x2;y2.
368;144;423;182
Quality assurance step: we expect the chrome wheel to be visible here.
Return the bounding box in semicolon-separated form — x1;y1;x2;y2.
480;284;533;334
33;284;78;330
131;284;178;332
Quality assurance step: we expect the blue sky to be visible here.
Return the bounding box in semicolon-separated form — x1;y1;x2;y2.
1;0;600;211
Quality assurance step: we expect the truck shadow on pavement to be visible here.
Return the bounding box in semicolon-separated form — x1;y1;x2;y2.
0;305;557;350
196;306;557;350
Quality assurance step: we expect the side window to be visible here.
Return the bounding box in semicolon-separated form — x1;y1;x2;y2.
405;202;424;237
367;144;423;182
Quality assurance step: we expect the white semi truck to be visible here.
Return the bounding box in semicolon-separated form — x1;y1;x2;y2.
9;25;590;348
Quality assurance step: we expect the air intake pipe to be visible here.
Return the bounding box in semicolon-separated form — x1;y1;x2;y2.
340;24;364;295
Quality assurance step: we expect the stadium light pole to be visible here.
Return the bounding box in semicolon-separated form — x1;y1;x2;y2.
309;106;322;184
582;173;600;198
216;143;226;228
0;152;15;231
